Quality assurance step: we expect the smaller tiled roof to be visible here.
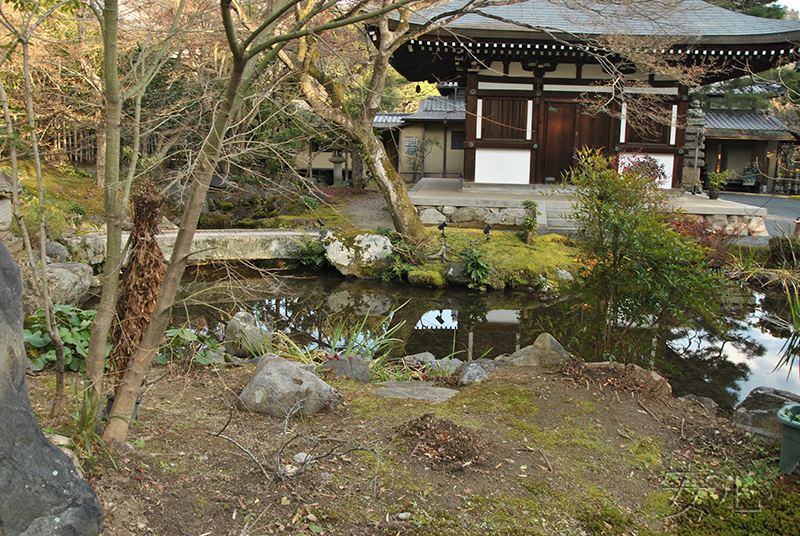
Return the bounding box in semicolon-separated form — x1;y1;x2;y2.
404;95;466;122
373;112;411;130
705;110;796;140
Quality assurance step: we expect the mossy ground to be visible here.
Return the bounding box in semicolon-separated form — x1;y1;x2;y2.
25;362;790;536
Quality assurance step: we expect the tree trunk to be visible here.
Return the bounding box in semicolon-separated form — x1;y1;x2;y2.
351;150;366;189
102;58;246;447
353;123;425;240
84;0;123;422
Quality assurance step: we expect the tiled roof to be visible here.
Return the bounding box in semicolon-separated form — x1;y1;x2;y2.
406;0;800;44
404;95;467;121
705;110;796;140
373;112;411;129
706;110;788;131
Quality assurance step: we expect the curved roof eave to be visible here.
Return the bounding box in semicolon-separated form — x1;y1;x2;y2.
399;0;800;47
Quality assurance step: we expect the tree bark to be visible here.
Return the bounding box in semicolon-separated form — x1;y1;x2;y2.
84;0;123;422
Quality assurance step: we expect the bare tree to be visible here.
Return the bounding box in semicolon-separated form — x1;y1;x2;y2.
101;0;427;447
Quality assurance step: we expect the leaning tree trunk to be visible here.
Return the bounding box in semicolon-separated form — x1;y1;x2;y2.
353;123;426;240
102;57;247;447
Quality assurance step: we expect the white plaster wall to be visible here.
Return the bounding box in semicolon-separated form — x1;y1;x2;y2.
474;148;530;184
618;153;675;189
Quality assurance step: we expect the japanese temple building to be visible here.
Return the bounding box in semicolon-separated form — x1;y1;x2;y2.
388;0;800;188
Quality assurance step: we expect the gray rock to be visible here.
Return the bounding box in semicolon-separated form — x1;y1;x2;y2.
403;352;436;366
397;512;412;520
679;394;719;417
444;263;469;284
418;208;446;225
496;333;570;367
238;354;342;417
45;242;69;263
224;312;271;358
556;268;574;281
317;355;371;383
431;357;463;374
458;362;489;386
322;231;393;278
60;234;106;265
372;381;459;403
0;242;103;536
732;387;800;440
43;262;94;306
451;206;489;224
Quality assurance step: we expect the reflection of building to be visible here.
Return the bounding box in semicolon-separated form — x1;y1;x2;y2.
387;0;800;187
410;308;523;359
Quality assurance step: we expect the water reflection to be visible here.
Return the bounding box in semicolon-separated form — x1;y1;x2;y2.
173;267;800;408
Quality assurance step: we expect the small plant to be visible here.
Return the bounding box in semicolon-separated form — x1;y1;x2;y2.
157;326;221;366
707;169;729;191
293;231;327;267
300;194;320;210
25;306;105;372
71;381;117;471
461;246;492;289
375;226;394;238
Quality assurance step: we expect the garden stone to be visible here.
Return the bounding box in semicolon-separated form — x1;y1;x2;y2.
451;206;489;223
418;208;446;225
444;263;469;284
732;387;800;440
238;354;342;418
556;268;574;281
372;381;459;403
46;241;70;263
317;355;371;383
403;352;436;366
322;231;393;278
496;333;570;367
679;394;719;417
224;311;271;358
42;262;93;306
458;362;489;385
431;357;463;374
0;242;103;536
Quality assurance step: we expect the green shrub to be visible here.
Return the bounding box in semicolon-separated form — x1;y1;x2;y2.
300;195;320;210
460;246;492;289
24;306;108;372
566;149;723;361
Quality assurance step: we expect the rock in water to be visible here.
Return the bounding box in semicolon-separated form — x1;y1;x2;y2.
238;354;341;417
224;311;271;358
0;243;103;536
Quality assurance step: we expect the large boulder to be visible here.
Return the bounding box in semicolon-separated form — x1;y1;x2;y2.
322;231;393;278
238;354;341;418
317;355;371;383
0;243;103;535
496;333;571;367
224;312;271;358
43;262;94;306
732;387;800;440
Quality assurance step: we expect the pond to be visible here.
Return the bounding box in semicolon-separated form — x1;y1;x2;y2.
173;266;800;410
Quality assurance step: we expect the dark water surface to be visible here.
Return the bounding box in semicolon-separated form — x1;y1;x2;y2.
175;266;800;409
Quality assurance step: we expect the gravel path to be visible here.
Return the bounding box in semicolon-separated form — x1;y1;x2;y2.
340;189;394;230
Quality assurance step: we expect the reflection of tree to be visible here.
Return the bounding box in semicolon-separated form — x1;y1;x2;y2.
662;338;752;410
661;306;764;410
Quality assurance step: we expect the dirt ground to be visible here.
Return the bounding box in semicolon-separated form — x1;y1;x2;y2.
26;358;793;536
338;189;394;231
